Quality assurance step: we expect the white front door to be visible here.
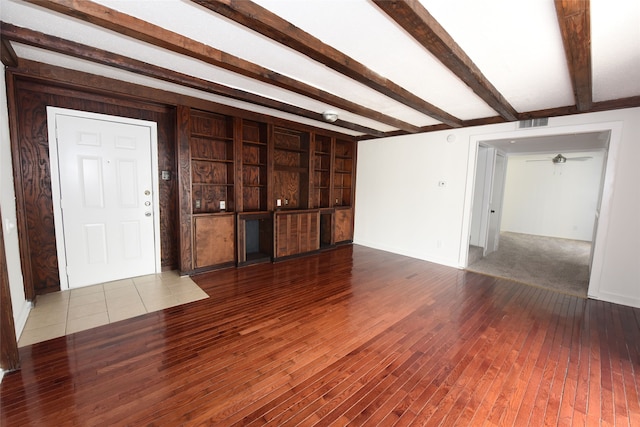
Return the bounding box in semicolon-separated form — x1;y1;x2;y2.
48;108;160;289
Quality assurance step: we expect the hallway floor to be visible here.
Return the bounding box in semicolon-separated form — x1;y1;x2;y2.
18;271;208;347
467;232;590;298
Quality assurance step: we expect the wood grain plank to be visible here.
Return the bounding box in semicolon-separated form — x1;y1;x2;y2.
2;246;639;425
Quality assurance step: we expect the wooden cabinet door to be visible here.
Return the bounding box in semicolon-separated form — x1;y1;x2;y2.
334;208;353;243
194;214;235;268
275;211;319;258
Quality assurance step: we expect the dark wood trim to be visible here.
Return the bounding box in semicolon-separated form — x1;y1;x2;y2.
18;1;418;133
176;105;193;273
591;95;640;112
0;39;18;67
7;59;357;141
191;0;462;128
0;208;20;372
0;23;383;137
555;0;592;111
358;95;640;140
372;0;518;122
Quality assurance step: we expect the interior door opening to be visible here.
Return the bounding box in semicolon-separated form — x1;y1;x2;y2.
466;130;610;297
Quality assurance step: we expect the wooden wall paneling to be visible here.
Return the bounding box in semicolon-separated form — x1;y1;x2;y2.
305;133;314;210
5;65;357;286
176;105;193;272
333;138;354;207
14;85;62;295
272;127;309;210
0;207;20;372
312;134;332;209
267;124;275;212
8;75;180;294
234;118;244;213
5;72;34;301
240;119;268;212
189;110;235;214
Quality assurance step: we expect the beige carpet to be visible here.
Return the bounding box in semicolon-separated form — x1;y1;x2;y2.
466;232;591;298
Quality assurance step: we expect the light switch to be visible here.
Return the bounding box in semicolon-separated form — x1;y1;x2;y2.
220;200;226;210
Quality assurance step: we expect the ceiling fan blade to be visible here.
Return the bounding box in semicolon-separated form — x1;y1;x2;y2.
566;156;593;161
525;158;551;162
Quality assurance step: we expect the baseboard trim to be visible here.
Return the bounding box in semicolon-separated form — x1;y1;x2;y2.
14;299;32;341
589;290;640;309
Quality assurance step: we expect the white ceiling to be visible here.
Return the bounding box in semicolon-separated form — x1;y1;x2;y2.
1;0;639;138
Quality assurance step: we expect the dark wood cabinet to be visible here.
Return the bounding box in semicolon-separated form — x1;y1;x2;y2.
334;207;354;243
237;211;272;266
274;210;320;259
178;109;356;273
179;108;237;272
193;214;235;269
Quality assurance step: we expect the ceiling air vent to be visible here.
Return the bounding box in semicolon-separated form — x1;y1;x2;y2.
518;118;549;128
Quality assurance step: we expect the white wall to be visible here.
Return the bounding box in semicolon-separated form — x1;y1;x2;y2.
354;107;640;308
1;70;30;338
354;131;470;267
501;151;606;241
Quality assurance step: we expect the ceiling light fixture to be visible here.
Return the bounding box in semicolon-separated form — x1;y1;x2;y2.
322;110;339;123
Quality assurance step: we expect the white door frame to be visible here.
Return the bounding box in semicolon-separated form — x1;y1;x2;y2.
47;107;161;290
460;120;623;299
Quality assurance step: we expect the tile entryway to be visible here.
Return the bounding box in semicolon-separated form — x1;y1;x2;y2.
18;271;208;347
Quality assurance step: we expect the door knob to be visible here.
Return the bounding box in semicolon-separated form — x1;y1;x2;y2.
145;212;152;217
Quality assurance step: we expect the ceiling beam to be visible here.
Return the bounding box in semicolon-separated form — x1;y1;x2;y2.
0;24;384;137
189;0;462;128
372;0;518;122
1;38;18;67
554;0;592;111
20;0;419;134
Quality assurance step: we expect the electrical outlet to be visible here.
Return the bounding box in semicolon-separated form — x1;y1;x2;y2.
195;199;201;209
161;170;170;180
284;199;289;205
277;199;282;207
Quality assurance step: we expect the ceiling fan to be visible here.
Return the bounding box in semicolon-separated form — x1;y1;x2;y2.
527;153;592;164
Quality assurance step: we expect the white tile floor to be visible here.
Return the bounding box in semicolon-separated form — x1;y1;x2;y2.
18;271;208;347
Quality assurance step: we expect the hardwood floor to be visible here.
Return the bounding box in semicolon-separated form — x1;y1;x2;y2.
1;245;639;426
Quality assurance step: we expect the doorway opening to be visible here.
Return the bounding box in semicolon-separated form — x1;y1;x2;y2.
466;130;610;297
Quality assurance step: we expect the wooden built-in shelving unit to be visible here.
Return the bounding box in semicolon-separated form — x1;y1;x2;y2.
178;107;356;273
240;120;268;212
312;134;332;209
